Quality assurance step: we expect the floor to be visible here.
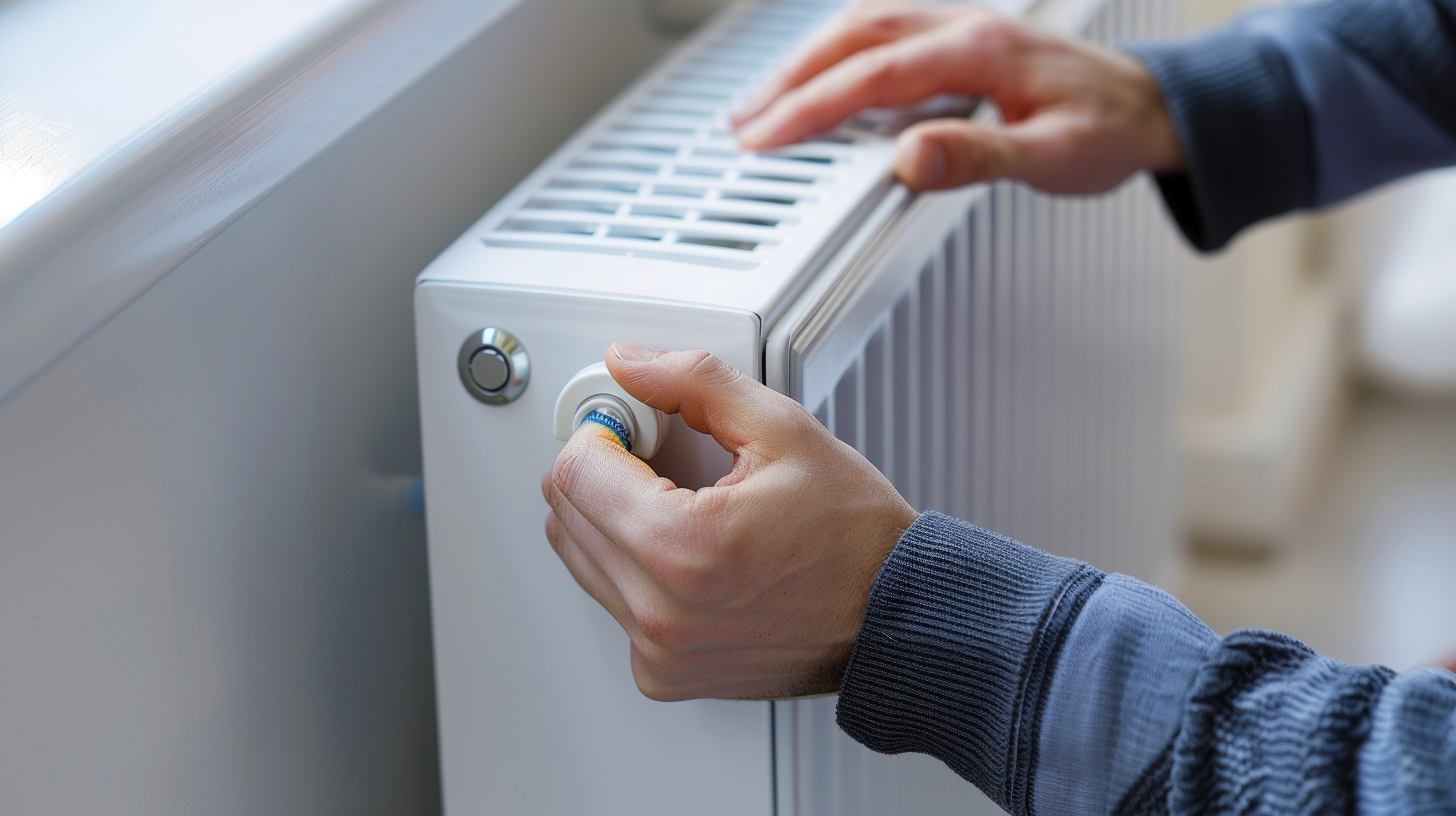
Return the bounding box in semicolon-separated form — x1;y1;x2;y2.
1175;389;1456;672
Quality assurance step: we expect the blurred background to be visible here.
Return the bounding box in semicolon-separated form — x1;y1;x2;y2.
1173;2;1456;673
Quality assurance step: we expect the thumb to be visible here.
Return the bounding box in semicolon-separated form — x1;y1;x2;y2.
604;344;806;454
893;117;1038;191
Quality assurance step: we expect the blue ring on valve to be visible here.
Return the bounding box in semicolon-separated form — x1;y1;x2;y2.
581;410;633;452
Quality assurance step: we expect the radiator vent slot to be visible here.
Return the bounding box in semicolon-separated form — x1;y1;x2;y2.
481;1;853;268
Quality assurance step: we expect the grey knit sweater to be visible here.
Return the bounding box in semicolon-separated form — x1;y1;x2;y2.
835;2;1456;810
1130;0;1456;251
839;514;1456;814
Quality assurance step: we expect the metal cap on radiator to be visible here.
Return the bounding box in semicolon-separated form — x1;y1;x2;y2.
458;327;530;404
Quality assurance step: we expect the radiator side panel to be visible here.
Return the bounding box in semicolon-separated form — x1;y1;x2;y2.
415;284;771;816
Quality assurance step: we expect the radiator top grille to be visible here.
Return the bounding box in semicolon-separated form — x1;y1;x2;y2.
421;0;1018;316
481;1;850;270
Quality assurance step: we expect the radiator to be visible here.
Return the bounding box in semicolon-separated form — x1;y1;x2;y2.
413;0;1179;813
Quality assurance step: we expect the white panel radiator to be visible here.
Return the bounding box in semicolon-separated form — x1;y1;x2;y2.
413;0;1179;813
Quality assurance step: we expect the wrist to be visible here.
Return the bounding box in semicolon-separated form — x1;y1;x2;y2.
1117;50;1187;173
824;500;919;690
836;512;1104;810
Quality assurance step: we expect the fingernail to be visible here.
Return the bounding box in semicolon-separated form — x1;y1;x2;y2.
736;118;771;148
611;342;656;362
732;96;768;126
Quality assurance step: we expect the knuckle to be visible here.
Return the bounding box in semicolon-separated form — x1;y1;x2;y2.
858;51;898;86
649;544;722;602
631;663;687;702
844;0;920;34
632;602;694;653
551;445;593;499
756;400;822;454
786;397;826;433
854;49;915;99
684;350;737;386
543;511;576;556
960;13;1021;53
633;676;672;702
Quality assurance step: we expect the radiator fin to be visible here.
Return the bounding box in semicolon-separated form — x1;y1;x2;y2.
782;0;1180;812
816;179;1177;575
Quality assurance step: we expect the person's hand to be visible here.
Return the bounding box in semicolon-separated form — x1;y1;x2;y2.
733;0;1185;194
541;343;918;701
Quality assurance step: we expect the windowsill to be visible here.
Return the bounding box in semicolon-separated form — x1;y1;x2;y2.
0;0;522;406
0;0;389;229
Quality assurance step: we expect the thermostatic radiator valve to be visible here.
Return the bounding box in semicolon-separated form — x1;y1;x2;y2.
553;362;668;460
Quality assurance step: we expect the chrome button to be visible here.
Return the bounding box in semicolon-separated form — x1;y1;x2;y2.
458;327;529;404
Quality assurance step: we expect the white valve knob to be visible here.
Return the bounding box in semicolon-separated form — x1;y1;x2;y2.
553;362;668;460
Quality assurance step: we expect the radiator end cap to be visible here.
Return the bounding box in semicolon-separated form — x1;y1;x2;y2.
459;327;530;405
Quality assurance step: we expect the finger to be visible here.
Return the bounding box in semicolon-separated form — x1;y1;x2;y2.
733;1;955;126
544;509;643;639
546;446;651;571
552;419;665;501
893;117;1027;190
896;112;1124;193
734;20;879;126
545;463;666;622
605;344;805;455
737;13;1026;151
736;30;963;149
550;420;695;565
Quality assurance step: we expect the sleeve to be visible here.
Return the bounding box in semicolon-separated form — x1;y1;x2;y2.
836;511;1456;815
1121;0;1456;252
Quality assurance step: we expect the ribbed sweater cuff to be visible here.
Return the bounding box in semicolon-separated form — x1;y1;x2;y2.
1125;31;1313;252
836;512;1103;814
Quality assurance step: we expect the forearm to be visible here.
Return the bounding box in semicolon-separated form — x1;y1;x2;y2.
1124;0;1456;251
837;512;1456;814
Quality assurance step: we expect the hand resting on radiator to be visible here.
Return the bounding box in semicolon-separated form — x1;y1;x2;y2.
541;343;917;701
733;0;1185;194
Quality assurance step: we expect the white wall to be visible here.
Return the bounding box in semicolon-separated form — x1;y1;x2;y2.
0;1;682;811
